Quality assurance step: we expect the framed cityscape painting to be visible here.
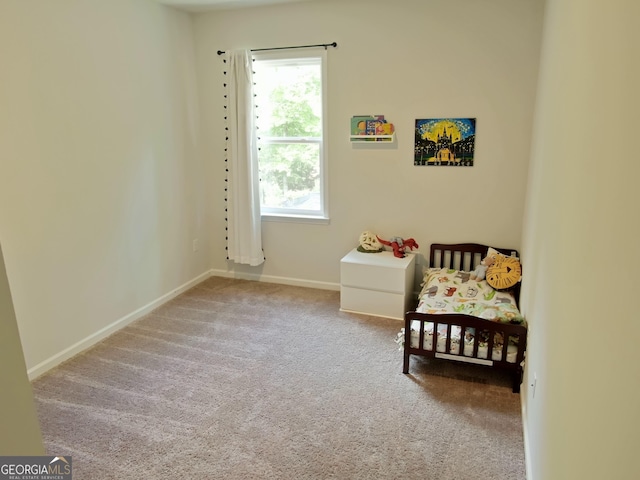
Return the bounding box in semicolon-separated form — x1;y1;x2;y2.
414;118;476;166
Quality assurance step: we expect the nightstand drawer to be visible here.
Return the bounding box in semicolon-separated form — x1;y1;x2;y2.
340;286;408;320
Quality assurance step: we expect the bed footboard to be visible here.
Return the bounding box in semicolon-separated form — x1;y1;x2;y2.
403;311;527;393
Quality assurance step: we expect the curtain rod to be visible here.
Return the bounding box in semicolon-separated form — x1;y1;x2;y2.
217;42;337;56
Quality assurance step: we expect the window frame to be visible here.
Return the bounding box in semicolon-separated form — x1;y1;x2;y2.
252;48;329;224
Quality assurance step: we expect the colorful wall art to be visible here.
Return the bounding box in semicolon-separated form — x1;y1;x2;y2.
350;115;395;142
414;118;476;166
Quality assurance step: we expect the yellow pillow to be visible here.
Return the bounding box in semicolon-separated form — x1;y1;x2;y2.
486;253;522;290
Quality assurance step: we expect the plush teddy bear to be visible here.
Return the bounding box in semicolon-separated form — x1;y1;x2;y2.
470;254;496;281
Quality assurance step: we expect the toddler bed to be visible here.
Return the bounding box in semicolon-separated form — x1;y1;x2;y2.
399;243;527;393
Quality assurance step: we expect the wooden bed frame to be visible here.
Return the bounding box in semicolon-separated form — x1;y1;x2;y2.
402;243;527;393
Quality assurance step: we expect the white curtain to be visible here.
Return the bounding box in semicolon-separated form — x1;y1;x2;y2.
225;50;265;266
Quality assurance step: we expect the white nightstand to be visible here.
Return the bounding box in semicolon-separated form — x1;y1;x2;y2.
340;248;416;320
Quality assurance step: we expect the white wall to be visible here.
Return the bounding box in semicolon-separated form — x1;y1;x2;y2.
0;0;210;375
194;0;545;287
520;0;640;478
0;243;43;455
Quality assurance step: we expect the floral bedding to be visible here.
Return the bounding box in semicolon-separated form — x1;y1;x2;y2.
416;267;524;324
394;267;525;364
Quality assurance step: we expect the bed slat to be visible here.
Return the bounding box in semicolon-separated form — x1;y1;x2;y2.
471;327;480;358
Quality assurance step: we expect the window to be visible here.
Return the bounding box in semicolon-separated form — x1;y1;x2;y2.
252;49;328;221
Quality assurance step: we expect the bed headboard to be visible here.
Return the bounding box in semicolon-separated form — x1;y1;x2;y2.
429;243;521;302
429;243;518;270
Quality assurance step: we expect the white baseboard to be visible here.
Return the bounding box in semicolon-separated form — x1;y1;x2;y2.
210;269;340;292
27;270;213;380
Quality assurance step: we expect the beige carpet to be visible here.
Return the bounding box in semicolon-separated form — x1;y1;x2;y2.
32;277;526;479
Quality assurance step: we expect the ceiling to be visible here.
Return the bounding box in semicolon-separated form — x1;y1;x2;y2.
153;0;312;13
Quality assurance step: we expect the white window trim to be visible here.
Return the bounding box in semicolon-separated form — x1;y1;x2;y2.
252;48;329;223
